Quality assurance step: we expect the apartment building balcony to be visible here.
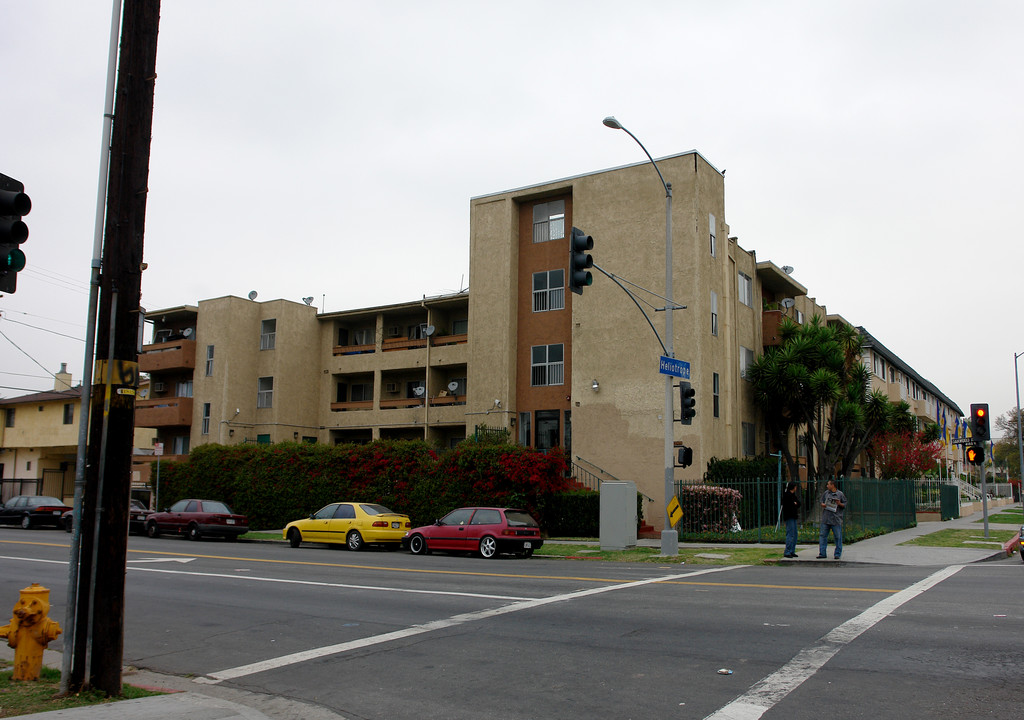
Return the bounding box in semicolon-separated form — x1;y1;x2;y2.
762;310;784;347
333;343;375;356
330;400;374;412
139;339;197;373
135;396;193;428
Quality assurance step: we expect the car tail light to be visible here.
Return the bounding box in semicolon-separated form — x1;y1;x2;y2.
372;521;388;528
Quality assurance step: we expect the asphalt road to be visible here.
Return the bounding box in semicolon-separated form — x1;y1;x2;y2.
1;529;1021;720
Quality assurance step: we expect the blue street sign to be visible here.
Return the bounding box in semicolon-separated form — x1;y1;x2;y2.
659;356;690;379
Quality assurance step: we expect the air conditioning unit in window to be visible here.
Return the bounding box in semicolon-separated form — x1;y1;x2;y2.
387;326;402;338
153;381;166;392
385;382;398;393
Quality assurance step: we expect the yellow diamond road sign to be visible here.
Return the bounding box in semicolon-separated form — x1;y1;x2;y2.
667;496;682;528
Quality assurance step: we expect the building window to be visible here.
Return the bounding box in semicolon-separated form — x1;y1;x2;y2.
710;290;719;336
409;324;429;340
531;344;564;386
260;319;276;350
709;213;716;257
713;373;720;418
177;380;193;398
350;383;372;402
205;345;214;376
742;422;756;456
172;435;190;455
738;271;753;307
740;346;755;379
532;200;566;243
452;318;468;335
4;409;13;427
795;309;804;324
63;403;74;425
518;412;531;446
353;328;374;346
257;377;274;408
533;269;565;312
256;434;271;445
201;403;211;435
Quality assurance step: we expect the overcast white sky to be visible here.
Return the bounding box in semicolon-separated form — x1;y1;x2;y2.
2;1;1022;426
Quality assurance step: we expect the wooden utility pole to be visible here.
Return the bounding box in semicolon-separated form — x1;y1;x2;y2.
69;0;160;695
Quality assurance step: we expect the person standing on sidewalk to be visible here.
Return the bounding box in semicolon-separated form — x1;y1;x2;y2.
817;479;847;559
782;481;801;558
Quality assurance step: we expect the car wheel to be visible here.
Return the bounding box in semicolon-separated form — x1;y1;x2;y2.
20;515;32;530
187;524;201;541
288;528;302;548
347;530;364;551
146;521;160;538
478;535;497;559
408;534;427;555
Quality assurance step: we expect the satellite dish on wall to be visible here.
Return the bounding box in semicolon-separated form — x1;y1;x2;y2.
248;291;258;301
413;385;425;397
424;325;436;337
302;296;314;306
447;381;459;392
182;328;193;337
781;266;794;275
780;298;795;310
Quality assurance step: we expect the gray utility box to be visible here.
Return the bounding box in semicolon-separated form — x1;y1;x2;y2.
600;481;637;551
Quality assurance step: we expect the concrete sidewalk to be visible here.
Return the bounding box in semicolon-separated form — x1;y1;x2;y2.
8;511;1020;719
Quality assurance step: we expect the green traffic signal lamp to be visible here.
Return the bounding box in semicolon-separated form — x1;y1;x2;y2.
0;173;30;294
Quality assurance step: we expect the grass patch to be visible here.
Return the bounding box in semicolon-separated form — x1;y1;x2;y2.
899;528;1016;548
537;543;784;565
0;662;161;717
241;531;284;541
974;508;1023;525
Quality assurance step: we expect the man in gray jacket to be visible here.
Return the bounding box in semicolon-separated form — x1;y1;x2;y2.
817;479;848;559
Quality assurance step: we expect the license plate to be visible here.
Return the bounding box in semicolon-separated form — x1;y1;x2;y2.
392;522;401;528
226;519;235;525
52;510;60;516
524;541;532;549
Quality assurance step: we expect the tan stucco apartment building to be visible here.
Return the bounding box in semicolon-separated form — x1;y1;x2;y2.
1;153;964;523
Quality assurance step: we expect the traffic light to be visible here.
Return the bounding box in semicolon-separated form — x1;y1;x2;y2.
966;445;984;466
0;173;30;294
969;403;990;442
676;445;693;468
679;381;696;424
569;226;593;295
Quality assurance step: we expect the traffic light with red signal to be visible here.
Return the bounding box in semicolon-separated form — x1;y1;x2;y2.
969;403;989;442
965;445;984;466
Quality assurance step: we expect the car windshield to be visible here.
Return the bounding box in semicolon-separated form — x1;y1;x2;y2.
202;501;233;514
504;511;538;528
361;504;395;515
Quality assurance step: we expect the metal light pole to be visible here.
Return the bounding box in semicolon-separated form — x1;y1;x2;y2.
1015;351;1024;513
603;116;678;556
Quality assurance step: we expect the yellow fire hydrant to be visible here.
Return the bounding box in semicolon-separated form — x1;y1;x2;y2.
0;583;62;681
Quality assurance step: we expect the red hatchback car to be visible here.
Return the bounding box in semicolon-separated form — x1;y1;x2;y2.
145;499;248;541
402;507;543;558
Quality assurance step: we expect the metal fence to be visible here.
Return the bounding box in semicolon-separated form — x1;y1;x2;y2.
672;477;919;542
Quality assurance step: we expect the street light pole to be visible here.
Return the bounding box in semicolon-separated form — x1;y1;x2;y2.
1015;351;1024;514
603;116;679;556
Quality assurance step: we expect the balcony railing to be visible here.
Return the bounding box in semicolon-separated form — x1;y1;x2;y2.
135;397;193;427
139;339;197;372
332;343;376;356
330;400;374;412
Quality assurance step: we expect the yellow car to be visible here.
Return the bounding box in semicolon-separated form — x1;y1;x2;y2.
283;502;411;551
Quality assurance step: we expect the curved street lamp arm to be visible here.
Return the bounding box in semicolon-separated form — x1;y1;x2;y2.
592;263;667;355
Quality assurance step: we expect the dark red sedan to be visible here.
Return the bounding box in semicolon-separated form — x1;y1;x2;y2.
145;499;248;541
402;507;543;558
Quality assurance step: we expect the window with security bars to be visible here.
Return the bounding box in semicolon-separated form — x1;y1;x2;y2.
532;200;566;243
257;376;274;408
531;344;564;386
533;269;565;312
260;319;276;350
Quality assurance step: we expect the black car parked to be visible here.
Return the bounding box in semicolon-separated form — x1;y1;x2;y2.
0;495;72;529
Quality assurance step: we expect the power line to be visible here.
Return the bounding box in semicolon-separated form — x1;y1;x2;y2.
0;328;60;382
0;316;85;342
0;306;86;329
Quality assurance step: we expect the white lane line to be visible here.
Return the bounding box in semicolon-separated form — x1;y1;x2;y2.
127;565;533;602
703;565;965;720
198;565;746;684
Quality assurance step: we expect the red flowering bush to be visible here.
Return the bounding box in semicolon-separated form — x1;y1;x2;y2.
873;431;942;479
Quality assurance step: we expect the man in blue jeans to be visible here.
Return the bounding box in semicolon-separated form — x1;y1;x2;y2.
817;479;847;559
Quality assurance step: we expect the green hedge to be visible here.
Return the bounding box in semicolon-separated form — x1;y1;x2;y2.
154;440;589;532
